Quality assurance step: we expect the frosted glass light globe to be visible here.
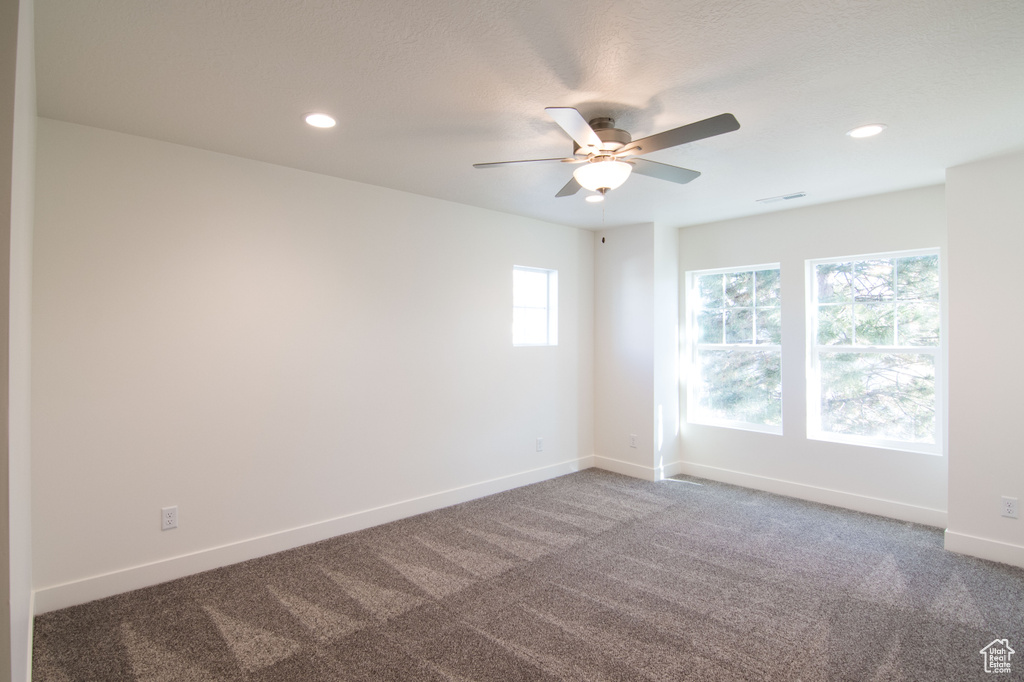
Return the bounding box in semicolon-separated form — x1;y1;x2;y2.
573;159;632;191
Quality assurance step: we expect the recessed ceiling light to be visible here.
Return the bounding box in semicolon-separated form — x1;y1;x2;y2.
585;194;605;203
846;123;887;138
304;113;336;128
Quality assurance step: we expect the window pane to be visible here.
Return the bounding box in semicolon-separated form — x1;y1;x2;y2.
756;307;781;344
725;271;753;307
689;264;781;432
755;269;781;307
695;349;781;426
697;310;724;344
513;266;557;347
897;255;939;301
819;351;935;443
811;251;941;452
725;308;753;343
897;301;940;346
852;259;894;301
513;269;548;308
512;307;548;345
854;302;894;345
698;274;724;308
817;304;853;345
817;263;853;304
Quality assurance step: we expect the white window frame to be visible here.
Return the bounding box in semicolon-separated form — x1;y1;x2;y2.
512;265;558;347
806;248;944;455
686;263;783;435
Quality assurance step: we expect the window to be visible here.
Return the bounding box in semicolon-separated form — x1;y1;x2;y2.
808;250;942;453
513;266;558;346
687;265;782;432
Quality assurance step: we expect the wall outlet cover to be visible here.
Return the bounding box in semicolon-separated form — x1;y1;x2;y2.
161;506;178;530
1002;496;1018;519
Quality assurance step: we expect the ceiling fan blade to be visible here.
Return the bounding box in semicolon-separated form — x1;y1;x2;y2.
545;107;603;150
619;113;740;156
555;176;582;197
630;158;701;185
473;157;570;169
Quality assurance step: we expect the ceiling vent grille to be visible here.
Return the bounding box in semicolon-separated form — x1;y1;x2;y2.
756;192;806;204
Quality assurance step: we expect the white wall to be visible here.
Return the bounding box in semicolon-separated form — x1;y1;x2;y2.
946;150;1024;568
3;0;34;679
652;224;680;474
592;221;681;481
593;224;656;478
32;119;594;611
676;186;948;525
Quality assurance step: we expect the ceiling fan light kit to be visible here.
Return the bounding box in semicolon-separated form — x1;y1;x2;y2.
474;107;740;199
573;159;632;191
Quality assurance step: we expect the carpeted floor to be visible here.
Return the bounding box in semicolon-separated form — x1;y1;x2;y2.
33;470;1024;681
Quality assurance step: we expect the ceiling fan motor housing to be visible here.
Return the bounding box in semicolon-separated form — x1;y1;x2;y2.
573;117;632;156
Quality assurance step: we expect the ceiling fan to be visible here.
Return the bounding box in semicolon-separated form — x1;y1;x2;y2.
474;108;740;198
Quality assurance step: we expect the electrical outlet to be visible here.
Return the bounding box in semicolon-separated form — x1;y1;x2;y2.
629;434;638;448
536;437;543;452
1002;497;1018;519
162;505;178;530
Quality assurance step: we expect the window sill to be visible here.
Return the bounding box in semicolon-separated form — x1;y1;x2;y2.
686;417;783;436
807;431;942;456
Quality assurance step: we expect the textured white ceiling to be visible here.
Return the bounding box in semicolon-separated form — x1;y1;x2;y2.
34;0;1024;229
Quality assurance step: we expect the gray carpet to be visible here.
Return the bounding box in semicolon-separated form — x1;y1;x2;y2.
33;470;1024;681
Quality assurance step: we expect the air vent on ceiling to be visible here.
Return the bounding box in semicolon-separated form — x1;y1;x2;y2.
756;192;806;204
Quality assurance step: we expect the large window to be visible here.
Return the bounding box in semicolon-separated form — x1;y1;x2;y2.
513;266;558;346
687;265;782;433
808;250;942;453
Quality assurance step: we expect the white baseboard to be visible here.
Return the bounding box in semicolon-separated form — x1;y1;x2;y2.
672;461;948;528
944;530;1024;569
662;460;686;478
24;591;34;682
592;455;664;482
33;457;594;614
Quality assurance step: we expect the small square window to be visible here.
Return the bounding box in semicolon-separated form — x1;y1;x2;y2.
513;266;557;346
